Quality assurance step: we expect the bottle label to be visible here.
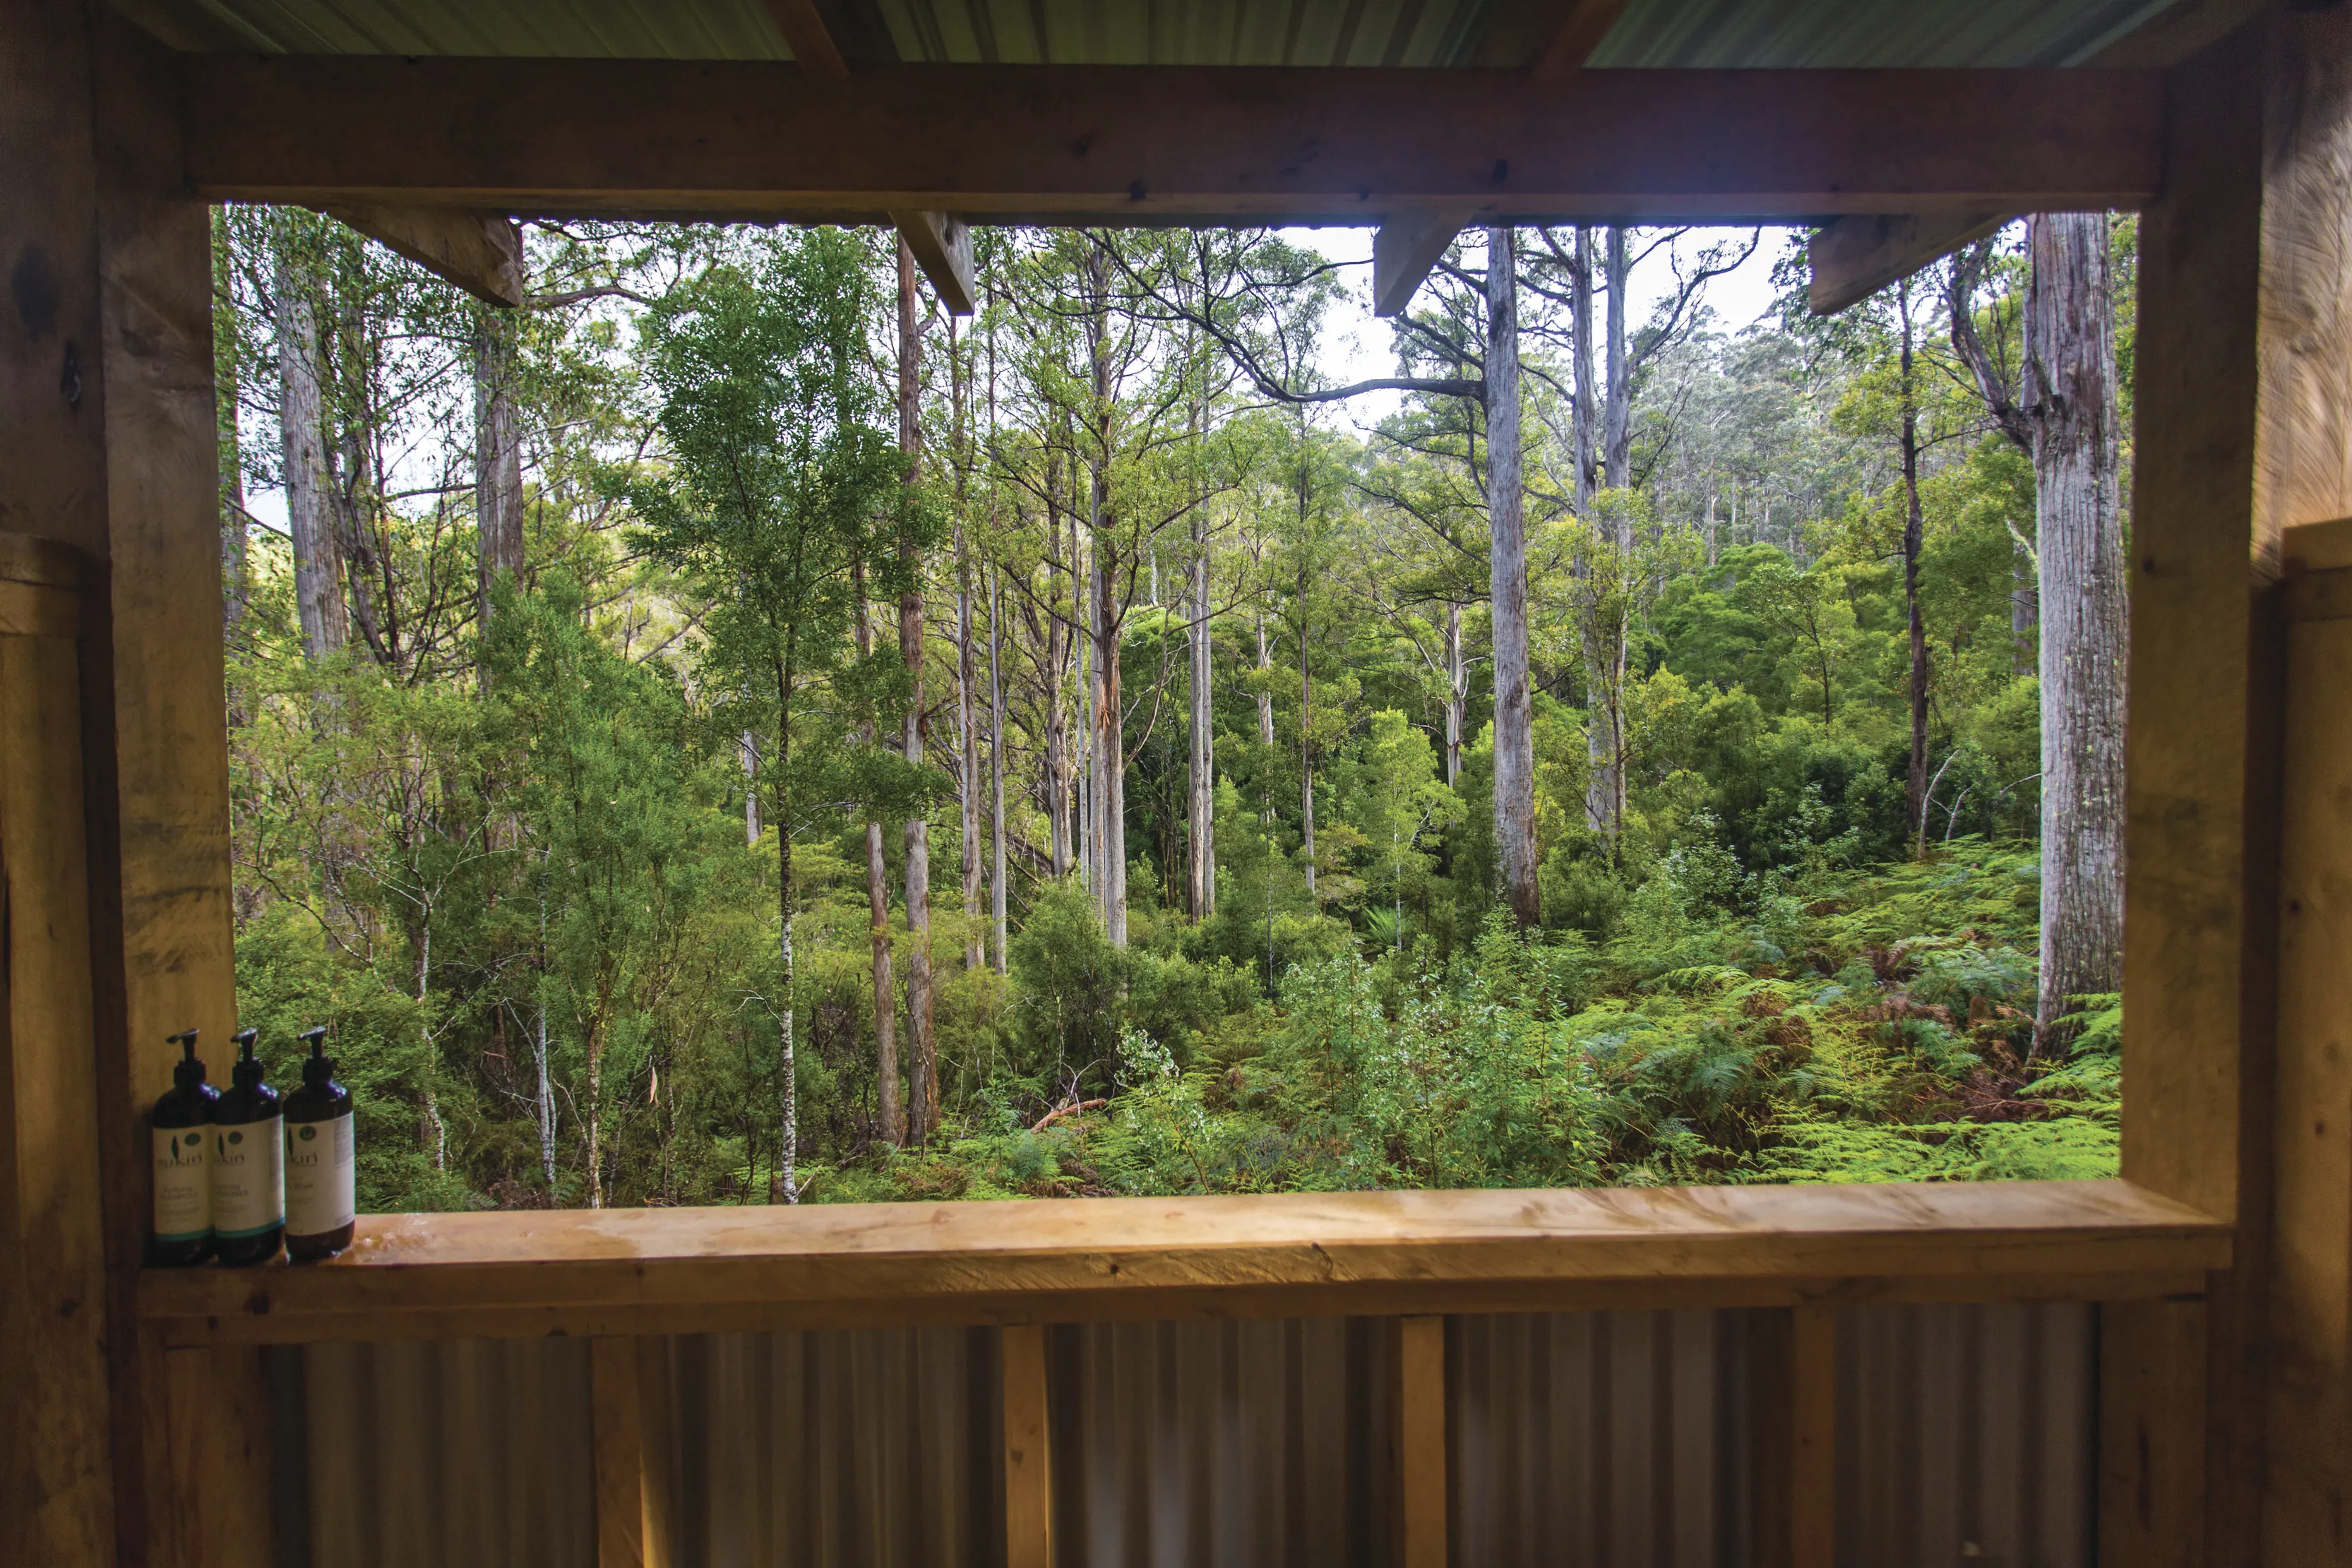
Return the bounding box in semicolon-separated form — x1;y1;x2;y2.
286;1112;355;1236
152;1125;210;1241
212;1115;283;1238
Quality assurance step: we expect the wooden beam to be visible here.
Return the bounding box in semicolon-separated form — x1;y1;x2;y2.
890;210;975;316
1001;1324;1053;1568
133;1180;2229;1346
324;203;523;309
178;60;2166;224
1806;210;2007;316
1803;0;2270;316
1372;210;1469;317
1394;1315;1448;1568
766;0;849;80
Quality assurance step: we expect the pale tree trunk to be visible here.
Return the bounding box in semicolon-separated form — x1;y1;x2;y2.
1188;519;1215;918
855;556;900;1147
277;241;347;660
1085;247;1128;946
1077;504;1095;894
773;654;800;1203
740;730;761;846
957;526;981;969
1584;225;1635;840
989;563;1009;973
1898;277;1931;854
1571;225;1613;837
1443;602;1464;786
1296;553;1315;899
1485;226;1539;927
1255;611;1275;750
2013;541;2039;674
1043;467;1072;880
534;870;555;1193
2024;213;2126;1045
1571;226;1598;514
474;308;525;633
1095;553;1126;945
896;237;936;1143
953;321;983;972
1602;225;1633;489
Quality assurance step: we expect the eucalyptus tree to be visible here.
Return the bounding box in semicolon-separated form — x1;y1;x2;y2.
626;228;904;1199
1950;218;2127;1048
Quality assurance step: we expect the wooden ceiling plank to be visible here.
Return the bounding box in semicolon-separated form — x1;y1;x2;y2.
179;60;2166;222
890;209;976;314
1372;208;1470;316
767;0;851;78
325;203;524;308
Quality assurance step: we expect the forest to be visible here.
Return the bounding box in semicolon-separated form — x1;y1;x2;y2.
213;210;2131;1213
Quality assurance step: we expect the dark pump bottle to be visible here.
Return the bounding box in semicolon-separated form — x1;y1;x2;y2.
284;1026;356;1262
150;1029;217;1266
210;1027;284;1266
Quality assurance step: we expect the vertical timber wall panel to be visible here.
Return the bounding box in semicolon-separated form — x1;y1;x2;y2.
655;1328;1001;1568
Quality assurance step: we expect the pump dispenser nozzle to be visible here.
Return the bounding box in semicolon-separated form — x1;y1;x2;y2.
167;1029;206;1091
230;1027;263;1089
299;1026;335;1088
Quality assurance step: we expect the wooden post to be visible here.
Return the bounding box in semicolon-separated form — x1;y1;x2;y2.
1750;1307;1837;1568
2270;524;2352;1559
1394;1315;1447;1568
3;6;251;1564
591;1336;673;1568
0;540;112;1568
2104;19;2274;1568
2258;5;2352;1548
1001;1324;1054;1568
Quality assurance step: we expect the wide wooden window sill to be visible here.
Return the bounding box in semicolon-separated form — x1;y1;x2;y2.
138;1179;2226;1346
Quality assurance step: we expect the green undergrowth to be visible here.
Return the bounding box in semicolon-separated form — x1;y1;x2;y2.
800;839;2118;1201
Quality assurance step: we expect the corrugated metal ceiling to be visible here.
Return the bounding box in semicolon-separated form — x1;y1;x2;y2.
165;0;2178;66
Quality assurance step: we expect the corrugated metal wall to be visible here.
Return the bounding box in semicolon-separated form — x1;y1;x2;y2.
265;1303;2095;1567
1047;1317;1395;1568
264;1337;597;1568
1451;1310;1750;1567
653;1328;1002;1568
